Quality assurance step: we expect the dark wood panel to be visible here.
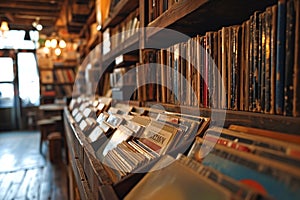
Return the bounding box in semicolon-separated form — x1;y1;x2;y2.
0;3;59;11
147;0;277;37
79;9;96;37
103;0;139;30
148;0;208;29
102;33;139;69
4;0;63;4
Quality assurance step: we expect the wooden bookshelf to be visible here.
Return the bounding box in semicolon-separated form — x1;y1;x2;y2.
102;0;139;30
102;33;139;68
39;63;76;104
64;109;94;199
66;0;300;199
79;9;97;38
147;0;277;37
63;105;193;199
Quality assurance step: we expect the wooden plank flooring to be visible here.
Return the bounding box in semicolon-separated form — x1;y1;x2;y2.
0;131;68;200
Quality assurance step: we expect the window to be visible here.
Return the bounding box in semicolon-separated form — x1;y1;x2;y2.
18;52;40;107
0;57;14;108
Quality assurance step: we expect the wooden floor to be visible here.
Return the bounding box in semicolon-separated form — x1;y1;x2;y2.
0;131;68;200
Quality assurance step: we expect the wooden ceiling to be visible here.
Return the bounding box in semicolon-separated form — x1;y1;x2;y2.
0;0;92;36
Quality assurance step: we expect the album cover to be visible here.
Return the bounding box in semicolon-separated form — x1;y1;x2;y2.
187;137;300;200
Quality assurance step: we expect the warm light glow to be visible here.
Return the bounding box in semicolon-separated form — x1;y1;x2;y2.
0;21;9;31
50;38;57;48
32;21;37;27
54;47;61;56
32;17;43;31
36;24;43;31
59;39;66;48
72;43;78;50
45;39;51;48
43;47;50;54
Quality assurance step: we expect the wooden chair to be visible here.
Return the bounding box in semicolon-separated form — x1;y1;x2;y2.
48;131;62;163
37;118;56;154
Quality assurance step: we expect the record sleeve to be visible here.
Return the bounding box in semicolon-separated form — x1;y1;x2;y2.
125;155;237;200
102;125;134;156
187;137;300;200
88;126;104;143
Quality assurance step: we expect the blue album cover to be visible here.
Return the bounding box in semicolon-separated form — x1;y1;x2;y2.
202;153;300;200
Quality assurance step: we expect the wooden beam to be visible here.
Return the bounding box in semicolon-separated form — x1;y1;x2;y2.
5;12;14;22
4;0;63;5
0;3;60;11
0;9;60;16
9;18;56;25
14;15;57;20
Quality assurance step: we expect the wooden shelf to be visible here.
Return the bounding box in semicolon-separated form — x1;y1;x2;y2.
64;108;113;199
79;8;96;38
86;33;101;52
103;0;139;30
53;65;77;69
63;106;195;199
102;33;139;69
39;62;76;104
144;102;300;135
39;68;53;71
148;0;208;29
65;0;300;199
41;82;74;85
147;0;276;37
64;109;94;200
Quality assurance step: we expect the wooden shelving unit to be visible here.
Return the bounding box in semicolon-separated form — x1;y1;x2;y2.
147;0;276;38
79;9;97;38
102;0;139;30
39;63;76;104
64;108;94;199
65;0;300;199
102;33;139;68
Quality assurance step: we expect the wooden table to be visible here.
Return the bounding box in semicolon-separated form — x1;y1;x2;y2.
39;104;65;114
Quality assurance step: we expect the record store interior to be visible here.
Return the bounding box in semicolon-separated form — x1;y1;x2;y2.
0;0;299;199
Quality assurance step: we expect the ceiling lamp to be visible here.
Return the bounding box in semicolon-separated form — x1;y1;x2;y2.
0;21;9;37
50;38;58;48
59;39;66;48
54;48;61;56
45;39;51;48
0;21;9;31
32;17;43;31
35;24;43;31
43;47;50;54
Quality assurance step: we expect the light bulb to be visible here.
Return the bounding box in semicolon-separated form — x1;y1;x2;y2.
50;38;57;48
0;21;9;31
45;39;51;48
32;21;37;27
59;40;66;48
36;24;43;31
43;47;50;54
54;48;61;56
